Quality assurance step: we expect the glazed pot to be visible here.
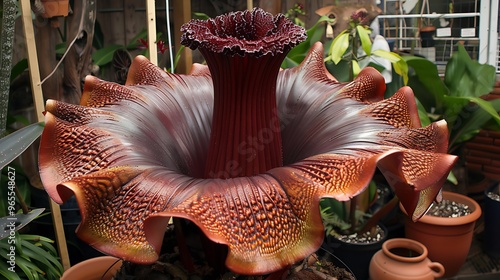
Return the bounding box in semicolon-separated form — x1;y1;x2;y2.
400;191;481;278
60;256;122;280
419;26;436;47
484;184;500;259
325;224;388;280
370;238;445;280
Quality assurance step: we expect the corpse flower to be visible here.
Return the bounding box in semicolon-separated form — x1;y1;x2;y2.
39;8;456;275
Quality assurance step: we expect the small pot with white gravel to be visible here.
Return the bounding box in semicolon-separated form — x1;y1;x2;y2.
484;184;500;259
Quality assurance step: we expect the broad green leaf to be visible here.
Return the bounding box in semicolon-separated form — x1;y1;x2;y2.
416;99;431;127
281;56;301;69
285;16;332;66
329;32;350;64
325;60;350;82
0;122;44;170
404;55;448;110
91;44;124;66
356;25;372;56
445;44;496;98
445;97;500;148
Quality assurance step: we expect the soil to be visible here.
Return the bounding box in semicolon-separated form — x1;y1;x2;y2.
426;199;471;217
114;225;355;280
333;224;385;244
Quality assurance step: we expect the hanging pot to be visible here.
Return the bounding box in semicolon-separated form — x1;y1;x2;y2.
370;238;445;280
40;0;69;18
484;184;500;259
400;191;481;278
419;26;436;48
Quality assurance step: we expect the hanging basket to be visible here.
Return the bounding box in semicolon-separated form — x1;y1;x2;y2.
41;0;69;18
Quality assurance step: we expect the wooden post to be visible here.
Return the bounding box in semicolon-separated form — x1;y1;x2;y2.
146;0;158;65
19;0;71;271
173;0;192;74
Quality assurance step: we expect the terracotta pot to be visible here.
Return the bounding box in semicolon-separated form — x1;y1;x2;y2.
60;256;122;280
41;0;69;18
400;191;481;278
370;238;445;279
484;184;500;259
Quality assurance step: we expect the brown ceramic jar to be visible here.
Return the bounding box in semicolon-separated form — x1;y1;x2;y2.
369;238;445;280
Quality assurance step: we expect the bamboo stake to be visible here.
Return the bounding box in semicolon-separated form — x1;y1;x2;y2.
146;0;158;65
173;0;192;74
19;0;71;271
247;0;253;10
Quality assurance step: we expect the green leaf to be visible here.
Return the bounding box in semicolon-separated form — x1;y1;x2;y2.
10;59;28;82
352;60;361;78
329;32;349;64
372;49;402;63
91;45;124;66
15;257;43;280
0;260;22;280
416;99;431;127
404;55;448;111
21;239;63;277
356;25;371;56
445;44;496;98
373;50;408;85
281;56;300;69
446;97;500;148
55;42;66;56
285;16;332;67
192;12;210;20
0;122;44;170
125;29;148;49
393;58;409;85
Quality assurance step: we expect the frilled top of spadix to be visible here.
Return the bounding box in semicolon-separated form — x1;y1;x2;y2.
180;8;307;57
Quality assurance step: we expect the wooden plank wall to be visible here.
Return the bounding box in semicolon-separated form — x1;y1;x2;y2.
10;0;340;79
94;0;332;64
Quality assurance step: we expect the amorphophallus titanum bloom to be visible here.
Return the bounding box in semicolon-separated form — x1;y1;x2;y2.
39;8;457;275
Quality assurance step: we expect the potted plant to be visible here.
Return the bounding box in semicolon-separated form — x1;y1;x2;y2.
416;0;438;48
404;43;500;185
398;43;500;277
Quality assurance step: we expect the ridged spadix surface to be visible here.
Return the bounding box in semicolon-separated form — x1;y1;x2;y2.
39;8;456;275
